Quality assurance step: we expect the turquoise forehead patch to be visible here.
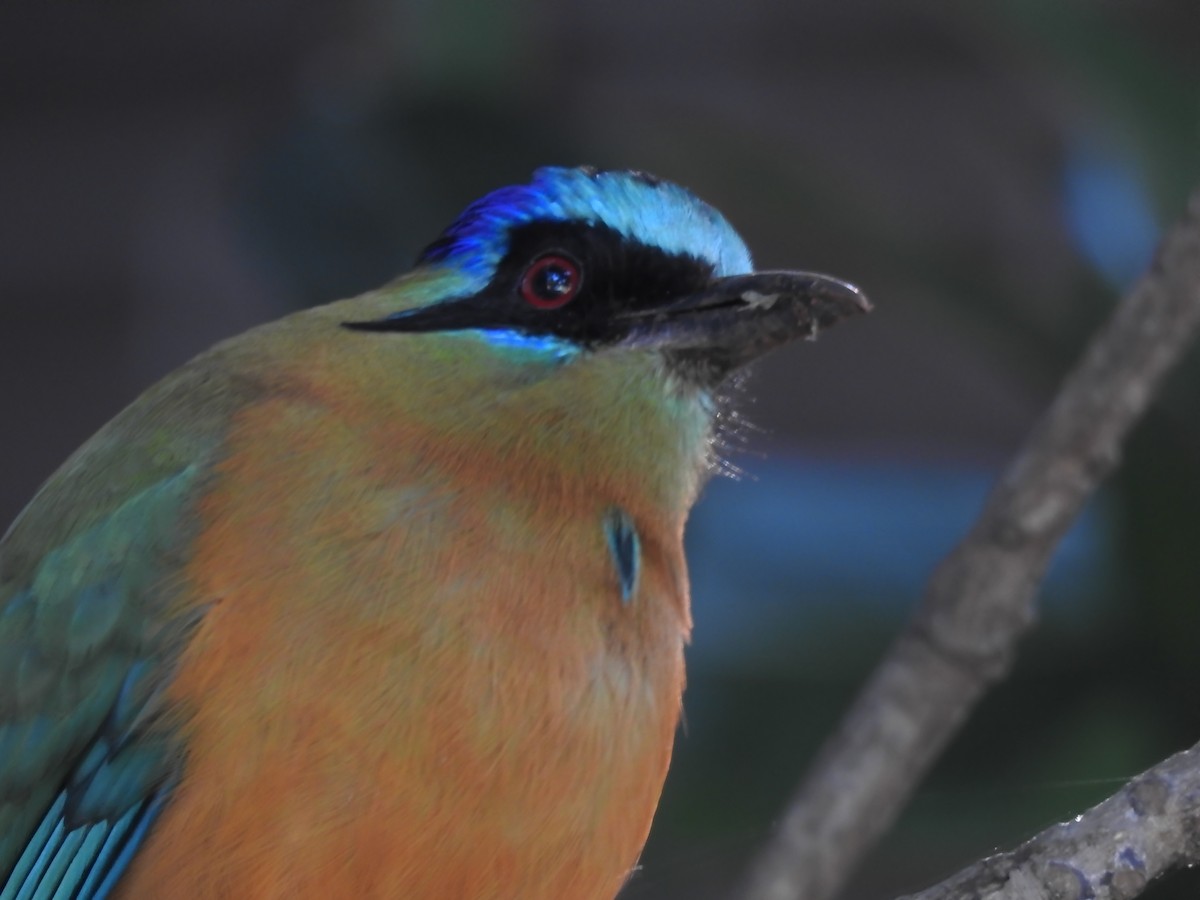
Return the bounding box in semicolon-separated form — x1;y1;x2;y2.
418;167;754;286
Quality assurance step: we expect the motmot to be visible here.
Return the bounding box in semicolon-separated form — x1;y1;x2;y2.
0;166;868;899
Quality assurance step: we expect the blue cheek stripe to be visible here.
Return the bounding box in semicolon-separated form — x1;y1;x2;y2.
469;328;579;361
604;508;641;606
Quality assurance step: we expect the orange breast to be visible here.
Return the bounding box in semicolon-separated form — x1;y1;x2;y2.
115;394;690;899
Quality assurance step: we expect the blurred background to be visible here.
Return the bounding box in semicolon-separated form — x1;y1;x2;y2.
1;1;1198;897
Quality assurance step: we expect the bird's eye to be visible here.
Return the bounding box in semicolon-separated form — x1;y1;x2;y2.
520;255;581;309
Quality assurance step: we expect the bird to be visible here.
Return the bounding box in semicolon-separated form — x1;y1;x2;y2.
0;165;869;899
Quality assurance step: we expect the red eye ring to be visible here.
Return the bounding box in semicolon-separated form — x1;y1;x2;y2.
520;254;582;309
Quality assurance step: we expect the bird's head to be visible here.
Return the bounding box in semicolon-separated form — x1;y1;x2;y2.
347;166;867;383
317;166;868;514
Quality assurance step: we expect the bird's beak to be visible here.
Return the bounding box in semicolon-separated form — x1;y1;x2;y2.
615;270;870;374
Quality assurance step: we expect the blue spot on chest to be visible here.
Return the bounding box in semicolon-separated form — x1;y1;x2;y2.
604;509;641;606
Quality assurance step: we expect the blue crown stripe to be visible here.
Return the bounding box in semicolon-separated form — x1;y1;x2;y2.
417;167;753;291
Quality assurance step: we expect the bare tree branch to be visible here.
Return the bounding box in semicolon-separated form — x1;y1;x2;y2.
900;740;1200;900
737;189;1200;900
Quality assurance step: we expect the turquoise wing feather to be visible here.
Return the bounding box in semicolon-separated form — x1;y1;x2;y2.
0;466;205;900
0;348;261;900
